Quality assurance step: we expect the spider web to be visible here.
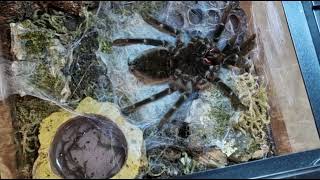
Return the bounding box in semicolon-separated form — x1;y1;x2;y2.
94;1;264;178
6;1;271;178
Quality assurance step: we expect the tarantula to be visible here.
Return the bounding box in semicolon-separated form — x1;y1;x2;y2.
112;3;256;130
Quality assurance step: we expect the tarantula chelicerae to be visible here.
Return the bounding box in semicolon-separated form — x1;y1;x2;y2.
112;3;256;130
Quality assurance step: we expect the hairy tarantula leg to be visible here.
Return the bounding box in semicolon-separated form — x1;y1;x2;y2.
223;53;239;66
223;34;238;52
239;34;256;56
213;3;233;42
158;92;191;130
112;38;170;47
212;77;247;111
121;87;176;115
140;12;181;37
222;34;256;56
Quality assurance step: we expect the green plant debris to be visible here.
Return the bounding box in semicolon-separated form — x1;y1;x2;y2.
98;38;113;54
144;147;204;179
16;16;69;100
13;96;61;179
32;11;66;33
20;19;35;29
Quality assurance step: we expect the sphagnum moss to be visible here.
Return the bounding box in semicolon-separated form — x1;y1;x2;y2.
13;96;60;178
233;72;270;145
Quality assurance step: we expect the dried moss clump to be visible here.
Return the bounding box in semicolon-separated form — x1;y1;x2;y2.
233;72;270;145
13;96;60;178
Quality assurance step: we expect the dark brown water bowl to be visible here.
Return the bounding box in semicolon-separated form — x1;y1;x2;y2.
49;114;128;179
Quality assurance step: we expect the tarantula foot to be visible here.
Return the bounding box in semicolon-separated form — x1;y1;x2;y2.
121;106;135;115
240;34;256;56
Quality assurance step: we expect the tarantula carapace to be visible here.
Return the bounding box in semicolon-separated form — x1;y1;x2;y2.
112;3;256;130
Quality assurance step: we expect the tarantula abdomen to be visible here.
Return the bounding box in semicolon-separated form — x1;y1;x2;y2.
128;48;172;81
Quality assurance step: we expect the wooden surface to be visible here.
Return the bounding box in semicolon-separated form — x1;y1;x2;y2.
241;1;320;154
0;102;17;179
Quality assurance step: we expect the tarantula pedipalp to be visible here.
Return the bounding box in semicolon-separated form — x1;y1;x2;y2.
112;3;256;130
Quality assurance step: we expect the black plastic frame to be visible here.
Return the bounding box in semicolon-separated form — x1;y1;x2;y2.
179;1;320;179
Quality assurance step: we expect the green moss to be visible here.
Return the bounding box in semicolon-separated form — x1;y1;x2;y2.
16;5;114;105
208;107;231;138
19;31;53;56
13;96;61;179
17;19;68;101
30;63;65;98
